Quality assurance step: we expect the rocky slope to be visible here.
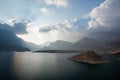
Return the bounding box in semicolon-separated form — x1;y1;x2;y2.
105;38;120;54
69;51;107;64
0;25;29;51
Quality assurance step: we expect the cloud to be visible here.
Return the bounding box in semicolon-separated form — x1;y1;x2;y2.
72;18;77;22
83;0;120;45
13;22;28;34
39;19;87;34
39;20;73;33
39;19;87;42
40;7;48;14
44;0;68;7
88;0;120;31
39;25;56;33
8;18;16;25
0;20;29;34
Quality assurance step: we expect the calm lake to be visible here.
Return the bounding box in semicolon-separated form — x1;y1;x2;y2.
0;51;120;80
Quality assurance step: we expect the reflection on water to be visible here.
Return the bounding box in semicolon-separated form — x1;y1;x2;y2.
13;52;58;80
13;52;79;80
0;51;120;80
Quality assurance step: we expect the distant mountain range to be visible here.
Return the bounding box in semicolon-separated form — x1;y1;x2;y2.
24;30;120;53
41;40;74;50
26;36;120;54
39;37;101;51
1;24;119;53
74;37;101;51
25;37;102;51
24;42;41;51
105;38;120;54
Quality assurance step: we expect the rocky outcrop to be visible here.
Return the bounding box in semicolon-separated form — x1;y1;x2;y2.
115;52;120;55
69;50;107;64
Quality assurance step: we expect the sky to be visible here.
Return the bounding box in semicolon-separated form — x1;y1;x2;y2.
0;0;120;45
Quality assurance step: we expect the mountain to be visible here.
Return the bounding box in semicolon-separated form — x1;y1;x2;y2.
74;37;101;51
24;41;53;51
105;38;120;54
69;50;107;64
41;40;74;50
40;37;101;51
88;31;120;45
0;27;29;51
24;42;41;51
30;32;120;52
74;31;120;52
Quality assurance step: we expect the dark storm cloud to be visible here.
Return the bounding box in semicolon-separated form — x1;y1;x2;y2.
0;21;28;34
13;22;28;34
39;28;52;33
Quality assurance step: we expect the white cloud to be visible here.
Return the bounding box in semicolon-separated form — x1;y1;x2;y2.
63;19;73;28
39;19;87;43
83;14;89;19
39;20;73;33
17;19;87;45
40;7;48;14
72;18;77;22
8;18;15;25
44;0;68;7
88;0;120;30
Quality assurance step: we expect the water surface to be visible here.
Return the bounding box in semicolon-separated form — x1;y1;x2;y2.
0;51;120;80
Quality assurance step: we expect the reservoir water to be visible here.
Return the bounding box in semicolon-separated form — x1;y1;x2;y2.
0;51;120;80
